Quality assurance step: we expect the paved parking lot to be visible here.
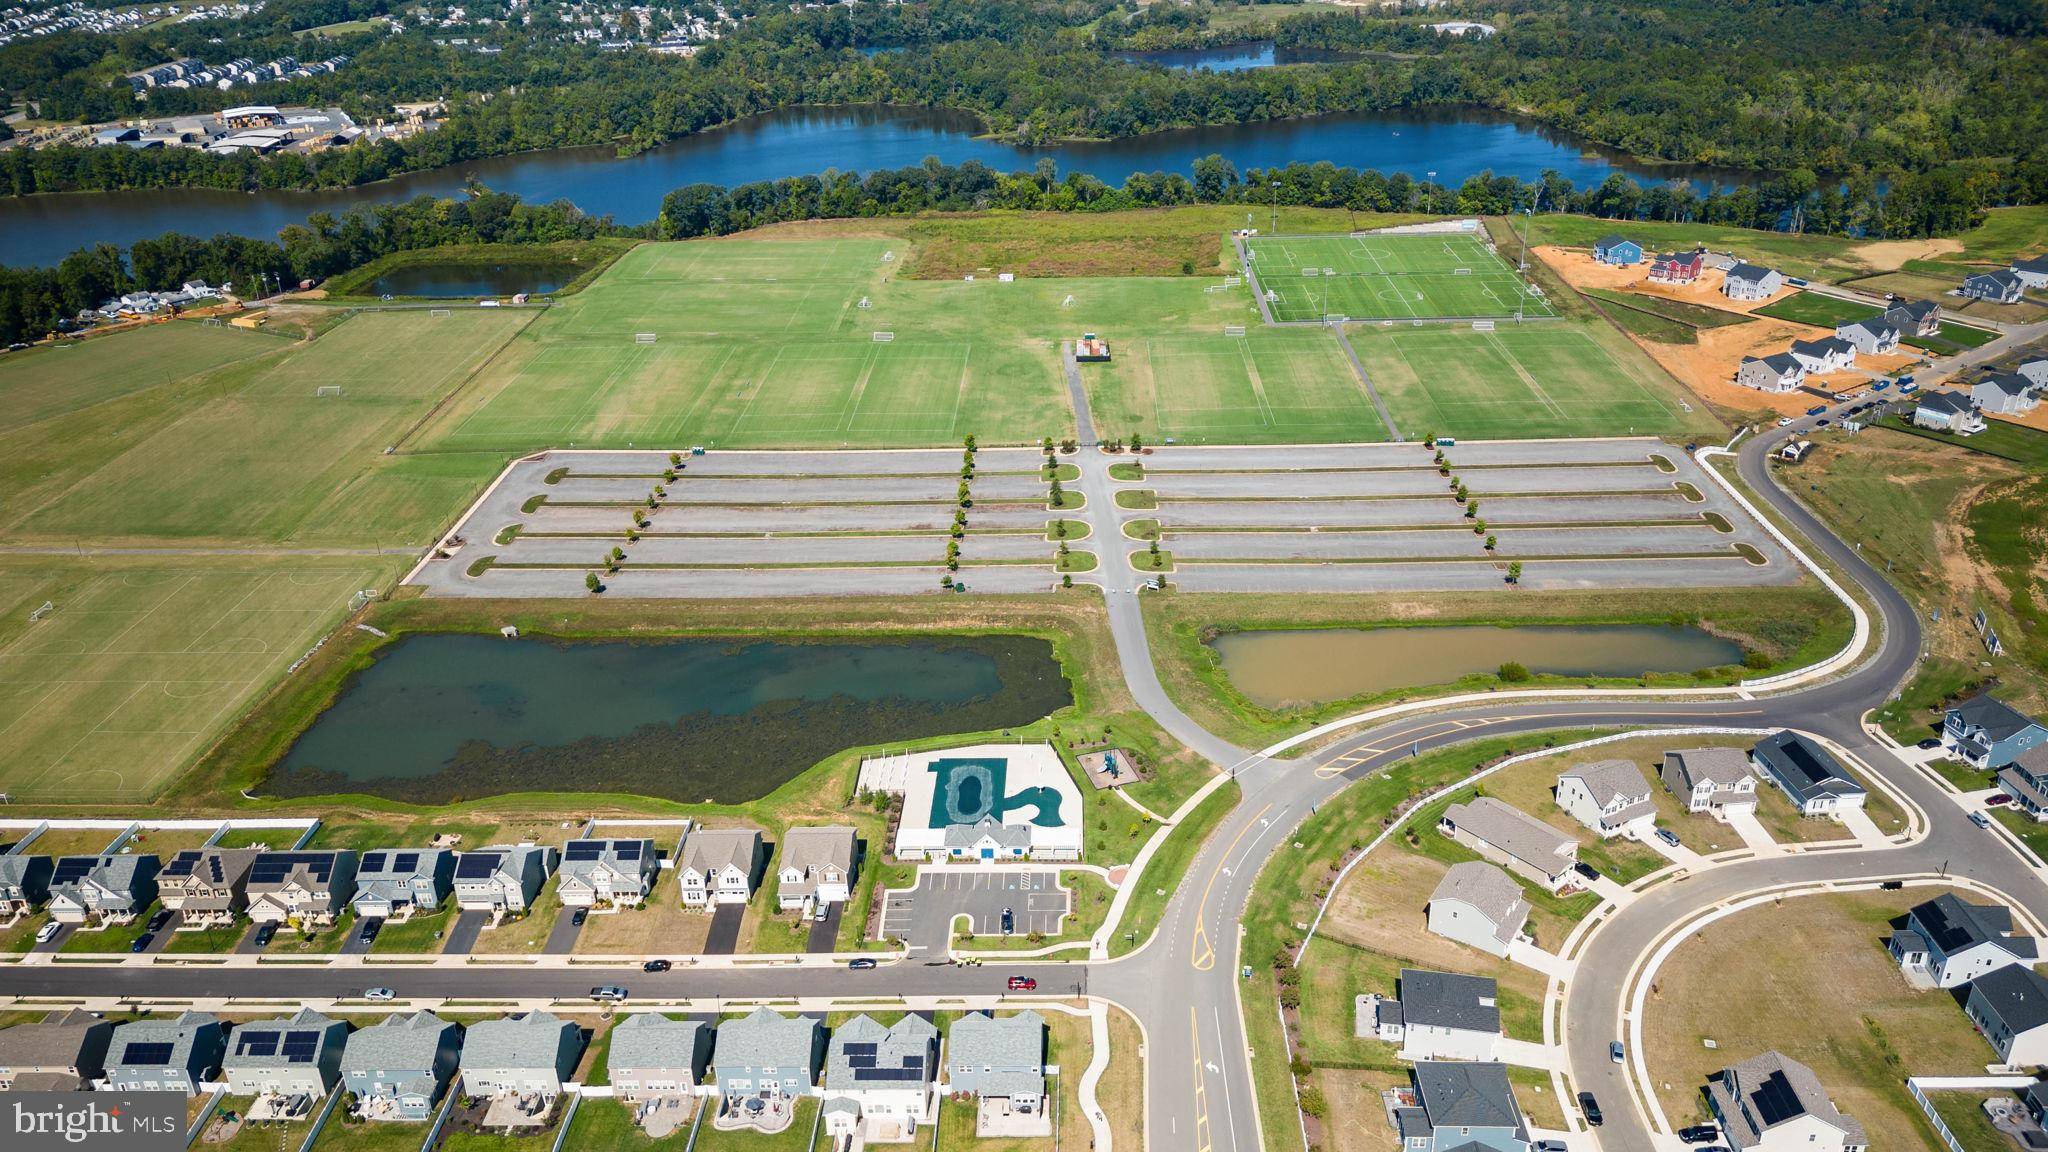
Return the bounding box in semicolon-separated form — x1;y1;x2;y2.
880;868;1071;953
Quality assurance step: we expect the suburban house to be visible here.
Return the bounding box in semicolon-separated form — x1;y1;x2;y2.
1998;746;2048;822
460;1011;584;1113
775;825;856;913
222;1008;348;1101
1889;894;2039;988
0;1009;114;1092
157;847;258;927
821;1013;939;1143
1388;1060;1531;1151
47;854;160;925
1736;352;1807;393
1834;316;1901;355
1963;269;2025;304
341;1011;464;1121
1971;373;2040;416
1706;1050;1867;1152
555;838;659;909
1555;759;1658;838
1750;731;1867;816
1661;747;1760;818
1883;298;1942;336
0;853;53;916
453;844;557;915
2021;358;2048;389
350;849;454;921
606;1013;711;1102
945;1011;1047;1119
713;1008;824;1103
1648;249;1705;284
1965;965;2048;1068
2014;254;2048;290
1427;860;1531;958
677;828;761;908
1788;335;1856;374
1945;694;2048;770
1592;235;1642;266
1362;969;1501;1062
1722;262;1784;301
246;850;358;926
104;1012;226;1096
1912;389;1987;435
1438;797;1579;892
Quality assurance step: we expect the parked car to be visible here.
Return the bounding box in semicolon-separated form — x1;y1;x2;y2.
1917;737;1943;750
1816;419;1831;428
1971;812;1992;829
130;934;153;953
1988;793;2013;806
1880;880;1905;891
1656;828;1682;848
1806;404;1828;416
365;988;395;1001
590;986;629;1002
1000;907;1014;935
1776;416;1794;427
252;923;278;947
1573;861;1601;881
1578;1092;1604;1126
35;922;61;944
642;959;671;973
847;958;878;970
1007;976;1037;991
1609;1040;1625;1063
357;918;382;944
145;910;172;933
571;908;588;927
1534;1142;1568;1152
1677;1124;1721;1144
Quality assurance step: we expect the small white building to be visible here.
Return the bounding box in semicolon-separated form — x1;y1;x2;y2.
1788;335;1856;374
867;744;1083;863
1722;263;1784;301
1555;759;1657;838
1661;748;1759;818
1425;861;1530;959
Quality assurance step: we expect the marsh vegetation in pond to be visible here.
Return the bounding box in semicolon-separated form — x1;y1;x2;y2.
1211;624;1744;709
367;262;582;298
263;633;1072;804
1112;42;1362;72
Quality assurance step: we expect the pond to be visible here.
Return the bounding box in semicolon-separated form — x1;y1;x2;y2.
262;632;1072;804
1211;624;1744;709
367;261;582;298
1113;41;1361;72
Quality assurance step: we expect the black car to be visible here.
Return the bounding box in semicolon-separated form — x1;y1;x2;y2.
642;959;672;973
848;957;878;970
1573;861;1600;881
1917;737;1943;750
252;922;278;947
357;918;382;944
1677;1124;1720;1144
1000;907;1014;935
1578;1092;1603;1126
572;908;588;927
146;910;172;933
130;934;153;953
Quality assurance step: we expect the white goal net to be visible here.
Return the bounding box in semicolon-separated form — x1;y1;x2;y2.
314;385;342;397
872;331;895;342
430;308;451;318
635;332;658;344
28;601;53;622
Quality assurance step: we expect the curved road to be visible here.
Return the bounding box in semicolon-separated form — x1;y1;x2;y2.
1;390;2028;1152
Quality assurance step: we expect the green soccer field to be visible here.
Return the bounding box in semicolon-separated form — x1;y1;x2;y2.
0;558;397;802
1084;327;1392;444
1245;232;1556;321
0;322;288;437
1348;322;1713;441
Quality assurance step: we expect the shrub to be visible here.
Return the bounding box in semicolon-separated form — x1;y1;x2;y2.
1743;649;1774;670
1498;661;1531;682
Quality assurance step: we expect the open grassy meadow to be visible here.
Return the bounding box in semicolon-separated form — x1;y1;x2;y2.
0;321;290;436
1246;231;1556;321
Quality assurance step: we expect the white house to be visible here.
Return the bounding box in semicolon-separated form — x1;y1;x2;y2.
1360;969;1502;1062
1555;759;1657;838
1660;747;1759;818
821;1014;938;1143
1833;316;1900;355
1736;353;1806;393
1425;861;1530;959
555;839;657;908
2018;358;2048;389
1788;335;1856;374
1972;373;2040;416
775;825;855;913
1437;797;1578;891
2013;254;2048;290
1707;1050;1867;1152
1751;731;1867;817
1889;894;2038;988
678;827;761;907
1966;965;2048;1068
1722;263;1783;301
1913;390;1986;435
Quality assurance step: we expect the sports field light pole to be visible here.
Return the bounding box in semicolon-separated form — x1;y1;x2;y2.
1270;181;1280;235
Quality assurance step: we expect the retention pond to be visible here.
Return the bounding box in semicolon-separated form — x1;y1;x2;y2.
1212;624;1744;709
264;632;1071;803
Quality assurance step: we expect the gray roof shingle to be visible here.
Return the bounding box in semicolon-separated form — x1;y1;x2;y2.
1397;970;1501;1036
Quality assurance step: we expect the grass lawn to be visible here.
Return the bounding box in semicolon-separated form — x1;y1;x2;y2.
691;1097;819;1151
1586;289;1755;345
574;873;711;956
370;904;458;954
1108;780;1240;957
59;904;158;954
162;922;248;954
473;890;563;954
1993;807;2048;859
1643;887;1996;1146
440;1120;564;1152
0;321;286;437
1084;327;1390;446
203;1095;318;1152
309;1118;431;1152
1752;291;1881;328
562;1097;692;1151
1928;1089;2018;1151
1103;1006;1144;1152
1345;320;1719;442
900;205;1410;279
1246;232;1556;321
0;913;50;953
262;910;358;955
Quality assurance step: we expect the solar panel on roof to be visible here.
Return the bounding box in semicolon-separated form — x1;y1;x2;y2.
564;842;602;860
205;855;226;883
393;853;419;873
844;1042;877;1056
362;852;386;870
236;1032;280;1057
456;854;501;878
122;1042;175;1065
615;842;642;860
164;851;201;878
281;1030;320;1063
52;857;99;884
1751;1070;1806;1126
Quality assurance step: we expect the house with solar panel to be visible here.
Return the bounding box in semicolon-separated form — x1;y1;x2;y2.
104;1012;226;1096
47;854;160;926
821;1014;938;1143
341;1011;463;1122
712;1008;823;1106
1706;1050;1866;1151
453;844;556;917
246;850;358;926
351;849;453;921
222;1008;348;1107
944;1011;1048;1134
556;838;658;908
158;847;258;927
1386;1060;1531;1151
1889;894;2039;988
1750;731;1866;817
606;1013;712;1104
0;853;52;916
0;1009;114;1092
460;1011;584;1123
678;828;762;908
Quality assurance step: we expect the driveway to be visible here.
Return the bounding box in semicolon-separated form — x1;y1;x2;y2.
543;907;585;955
806;903;844;953
232;923;267;955
138;912;180;954
1508;939;1571;980
1638;832;1708;871
29;923;73;954
703;903;745;955
1836;806;1890;847
1721;808;1780;853
1584;875;1637;907
1494;1037;1564;1071
443;910;487;955
338;917;381;956
880;869;1071;954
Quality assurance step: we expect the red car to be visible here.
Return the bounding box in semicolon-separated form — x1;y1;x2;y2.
1007;976;1037;991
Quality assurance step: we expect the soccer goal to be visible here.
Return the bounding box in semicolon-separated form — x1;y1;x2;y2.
1472;320;1495;331
1223;325;1247;337
28;601;53;622
348;589;378;612
872;331;895;342
1062;295;1075;307
430;308;452;318
1453;267;1474;276
635;332;658;344
857;297;872;309
314;385;342;397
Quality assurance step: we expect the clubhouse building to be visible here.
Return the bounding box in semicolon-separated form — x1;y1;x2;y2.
859;743;1084;863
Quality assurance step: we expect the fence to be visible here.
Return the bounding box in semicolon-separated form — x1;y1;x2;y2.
1907;1079;1966;1152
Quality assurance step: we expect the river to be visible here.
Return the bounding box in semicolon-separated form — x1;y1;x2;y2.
0;104;1755;266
